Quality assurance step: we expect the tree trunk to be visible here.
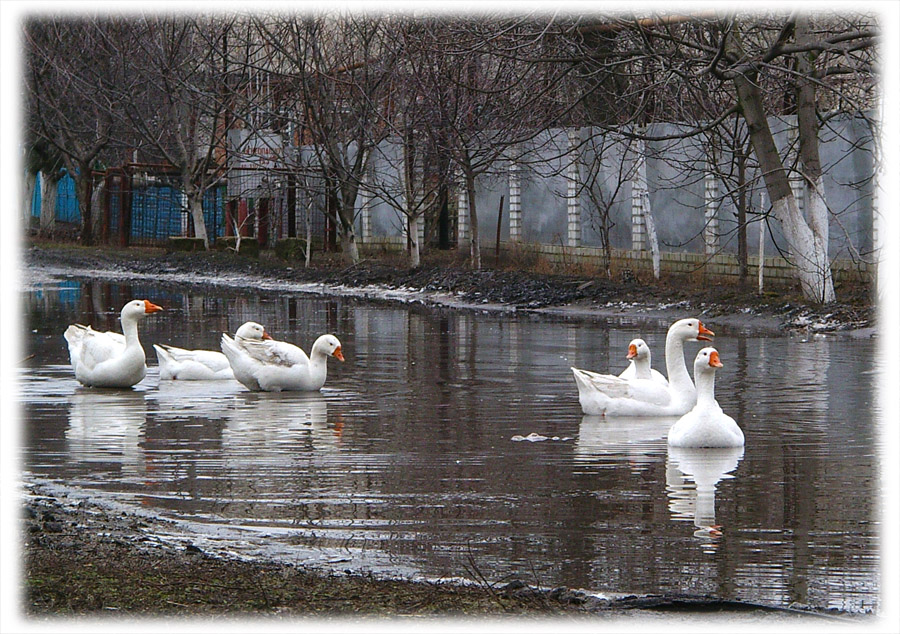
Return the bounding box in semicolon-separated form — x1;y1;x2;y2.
340;224;360;264
409;215;421;268
465;169;481;270
74;162;94;247
24;171;37;226
39;172;60;234
305;197;313;268
731;71;835;303
794;15;835;303
186;185;210;250
736;148;748;284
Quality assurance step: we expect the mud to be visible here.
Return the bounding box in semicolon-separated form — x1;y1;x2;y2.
20;482;853;622
22;242;876;336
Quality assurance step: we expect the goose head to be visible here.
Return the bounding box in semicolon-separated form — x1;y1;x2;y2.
626;338;651;360
313;334;345;362
694;347;723;374
235;321;273;341
121;299;163;322
670;318;715;342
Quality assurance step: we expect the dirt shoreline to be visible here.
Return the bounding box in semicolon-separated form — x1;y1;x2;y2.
21;479;859;622
22;242;877;336
17;241;879;620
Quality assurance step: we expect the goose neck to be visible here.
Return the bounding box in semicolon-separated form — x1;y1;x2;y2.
694;369;717;406
633;356;651;380
120;314;141;347
665;333;691;388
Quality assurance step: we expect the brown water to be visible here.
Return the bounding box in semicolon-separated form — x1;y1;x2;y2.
19;273;880;613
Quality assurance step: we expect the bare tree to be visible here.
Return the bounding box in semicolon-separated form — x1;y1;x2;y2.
23;136;65;235
250;13;398;264
404;16;574;270
554;11;877;303
118;15;241;250
24;17;130;245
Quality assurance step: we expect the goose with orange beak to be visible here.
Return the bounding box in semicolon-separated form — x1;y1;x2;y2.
64;299;164;388
618;338;668;386
667;347;744;448
155;321;273;381
572;318;714;416
221;332;344;392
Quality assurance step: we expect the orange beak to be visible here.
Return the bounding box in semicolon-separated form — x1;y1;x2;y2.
709;350;723;368
333;346;345;362
143;300;163;313
626;343;638;359
697;322;714;341
262;331;273;340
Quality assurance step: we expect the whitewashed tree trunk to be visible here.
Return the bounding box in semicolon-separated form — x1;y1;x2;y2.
730;71;834;301
341;230;360;263
758;188;767;294
39;172;59;233
400;130;426;269
794;14;835;303
184;180;210;250
804;174;835;302
408;215;423;268
466;170;481;270
305;196;313;268
24;171;36;225
642;190;661;280
230;214;243;253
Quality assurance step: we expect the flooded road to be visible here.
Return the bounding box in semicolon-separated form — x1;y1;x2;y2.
19;272;880;613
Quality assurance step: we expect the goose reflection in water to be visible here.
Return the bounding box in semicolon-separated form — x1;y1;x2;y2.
223;391;341;455
575;415;678;473
66;389;149;478
149;376;246;421
666;446;744;543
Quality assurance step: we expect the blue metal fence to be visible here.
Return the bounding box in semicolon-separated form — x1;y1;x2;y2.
30;171;80;223
130;185;184;244
31;168;225;246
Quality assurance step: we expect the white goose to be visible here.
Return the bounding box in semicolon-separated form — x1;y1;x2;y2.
64;299;163;388
154;321;272;380
667;348;744;448
617;338;668;385
571;318;714;417
221;332;344;392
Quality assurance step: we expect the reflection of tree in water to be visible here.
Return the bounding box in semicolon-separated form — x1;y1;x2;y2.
666;446;744;548
739;336;837;607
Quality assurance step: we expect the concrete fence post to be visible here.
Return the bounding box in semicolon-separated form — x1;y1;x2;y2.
457;169;469;247
631;136;647;253
566;127;582;248
704;161;720;255
359;165;372;244
509;157;522;243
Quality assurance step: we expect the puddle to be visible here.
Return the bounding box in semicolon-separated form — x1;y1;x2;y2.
18;271;881;614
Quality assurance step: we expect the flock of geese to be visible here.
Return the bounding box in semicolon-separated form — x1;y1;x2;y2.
63;300;744;450
63;299;344;394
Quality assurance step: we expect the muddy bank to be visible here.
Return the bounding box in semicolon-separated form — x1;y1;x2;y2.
22;243;876;336
21;481;852;622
